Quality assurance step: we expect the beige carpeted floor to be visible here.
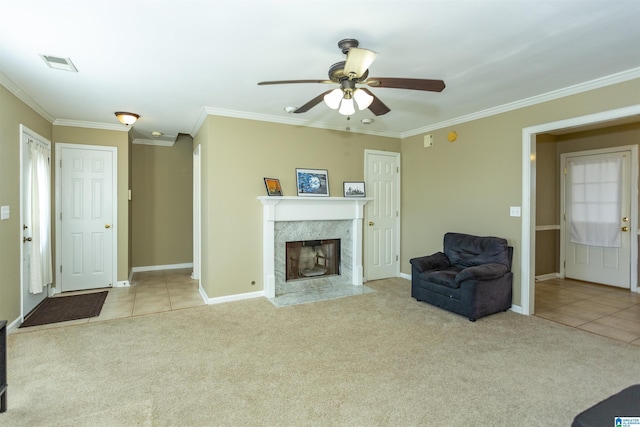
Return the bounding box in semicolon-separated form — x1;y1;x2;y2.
4;278;639;426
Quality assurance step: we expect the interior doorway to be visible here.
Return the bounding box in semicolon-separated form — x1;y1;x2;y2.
521;105;640;315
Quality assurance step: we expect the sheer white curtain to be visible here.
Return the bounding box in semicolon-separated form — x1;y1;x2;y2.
29;141;53;294
570;156;622;248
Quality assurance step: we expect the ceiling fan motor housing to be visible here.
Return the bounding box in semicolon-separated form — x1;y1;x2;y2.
328;61;369;83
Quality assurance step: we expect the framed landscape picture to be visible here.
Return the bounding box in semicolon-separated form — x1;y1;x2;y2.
296;168;329;197
263;178;282;196
343;181;366;197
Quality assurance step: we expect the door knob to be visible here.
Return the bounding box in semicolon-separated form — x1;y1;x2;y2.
23;237;32;243
368;221;374;226
105;224;111;229
621;226;629;232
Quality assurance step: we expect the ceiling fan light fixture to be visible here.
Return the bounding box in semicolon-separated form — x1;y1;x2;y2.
115;112;139;126
338;97;355;116
353;88;374;110
323;88;343;110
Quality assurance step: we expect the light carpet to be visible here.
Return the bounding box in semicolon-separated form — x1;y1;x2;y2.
4;278;639;426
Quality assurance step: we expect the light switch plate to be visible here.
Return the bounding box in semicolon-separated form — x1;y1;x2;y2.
424;134;433;148
509;206;521;217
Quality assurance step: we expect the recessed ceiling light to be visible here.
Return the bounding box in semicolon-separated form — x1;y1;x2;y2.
39;54;78;72
361;118;374;125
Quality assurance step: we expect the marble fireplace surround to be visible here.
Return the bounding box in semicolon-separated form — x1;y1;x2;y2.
258;196;371;299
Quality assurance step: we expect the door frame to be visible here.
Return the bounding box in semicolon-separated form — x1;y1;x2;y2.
559;146;637;287
54;143;118;294
521;104;640;315
192;144;201;282
19;124;53;319
363;149;401;281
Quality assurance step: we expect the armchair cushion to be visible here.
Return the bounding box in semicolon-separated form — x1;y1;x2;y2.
455;263;509;283
444;232;510;268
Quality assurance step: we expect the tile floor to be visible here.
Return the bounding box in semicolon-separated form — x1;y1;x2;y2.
16;268;204;332
534;277;640;346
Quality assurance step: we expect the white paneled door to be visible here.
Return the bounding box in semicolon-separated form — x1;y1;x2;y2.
563;149;631;288
365;150;400;281
59;145;116;292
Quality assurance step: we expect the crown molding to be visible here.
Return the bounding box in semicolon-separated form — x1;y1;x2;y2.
401;67;640;138
192;106;400;139
53;119;129;132
132;138;175;147
0;72;55;123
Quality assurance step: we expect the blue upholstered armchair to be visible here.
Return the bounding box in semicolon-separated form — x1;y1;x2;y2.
409;232;513;321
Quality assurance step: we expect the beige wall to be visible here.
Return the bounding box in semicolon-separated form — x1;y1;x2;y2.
52;126;130;282
0;85;52;323
195;116;400;298
131;142;193;267
401;79;640;307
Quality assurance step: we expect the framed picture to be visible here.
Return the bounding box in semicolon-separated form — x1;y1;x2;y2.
343;181;366;197
263;178;282;196
296;168;329;197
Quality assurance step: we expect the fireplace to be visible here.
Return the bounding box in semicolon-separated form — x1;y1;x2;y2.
286;239;340;281
258;196;370;299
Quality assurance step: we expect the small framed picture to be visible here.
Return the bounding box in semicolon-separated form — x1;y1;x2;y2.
343;181;366;197
263;178;283;196
296;168;329;197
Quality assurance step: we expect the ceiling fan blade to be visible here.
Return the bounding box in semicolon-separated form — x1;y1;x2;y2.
360;88;390;116
258;79;332;85
294;90;334;113
365;77;445;92
344;47;377;79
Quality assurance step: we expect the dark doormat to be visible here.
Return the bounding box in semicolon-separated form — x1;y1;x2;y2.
21;291;109;328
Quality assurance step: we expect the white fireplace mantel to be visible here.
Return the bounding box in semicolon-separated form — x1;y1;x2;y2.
258;196;371;298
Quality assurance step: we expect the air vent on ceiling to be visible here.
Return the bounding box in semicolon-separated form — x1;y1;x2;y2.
39;54;78;72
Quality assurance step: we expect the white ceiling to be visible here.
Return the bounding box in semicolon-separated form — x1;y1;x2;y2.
1;0;639;143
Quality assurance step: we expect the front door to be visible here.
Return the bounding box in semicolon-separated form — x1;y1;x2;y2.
58;145;116;292
20;126;51;315
364;150;400;281
563;149;631;288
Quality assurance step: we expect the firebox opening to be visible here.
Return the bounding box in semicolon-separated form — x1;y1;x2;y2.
286;239;340;281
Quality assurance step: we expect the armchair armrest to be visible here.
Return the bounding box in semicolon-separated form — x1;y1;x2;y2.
455;263;508;283
409;252;450;273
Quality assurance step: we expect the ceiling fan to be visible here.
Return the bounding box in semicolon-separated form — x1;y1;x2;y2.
258;38;445;116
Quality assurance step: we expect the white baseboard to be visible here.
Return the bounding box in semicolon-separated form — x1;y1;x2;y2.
510;304;524;315
204;290;265;305
400;272;411;281
7;316;22;335
116;280;130;287
131;263;194;273
535;273;560;282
